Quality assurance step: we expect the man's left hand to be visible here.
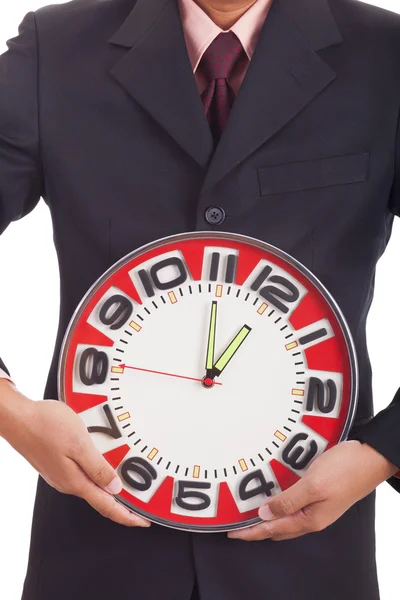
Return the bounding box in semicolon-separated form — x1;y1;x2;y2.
228;440;398;542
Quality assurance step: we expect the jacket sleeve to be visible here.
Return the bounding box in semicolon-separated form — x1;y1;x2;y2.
0;11;45;382
347;104;400;493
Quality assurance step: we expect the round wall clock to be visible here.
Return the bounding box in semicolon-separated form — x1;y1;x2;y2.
58;232;358;532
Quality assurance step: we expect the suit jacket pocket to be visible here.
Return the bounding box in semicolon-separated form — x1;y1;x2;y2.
257;152;369;196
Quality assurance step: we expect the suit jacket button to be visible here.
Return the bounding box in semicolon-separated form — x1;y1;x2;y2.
205;206;225;225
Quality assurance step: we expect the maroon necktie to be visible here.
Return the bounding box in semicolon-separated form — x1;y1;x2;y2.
199;31;247;146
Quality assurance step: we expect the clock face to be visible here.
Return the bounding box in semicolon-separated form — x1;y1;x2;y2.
58;232;358;532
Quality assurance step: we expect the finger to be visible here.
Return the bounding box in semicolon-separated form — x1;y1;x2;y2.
258;478;321;521
228;509;314;541
75;437;123;494
69;464;151;527
82;480;151;527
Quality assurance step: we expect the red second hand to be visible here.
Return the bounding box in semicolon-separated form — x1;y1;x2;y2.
119;364;222;385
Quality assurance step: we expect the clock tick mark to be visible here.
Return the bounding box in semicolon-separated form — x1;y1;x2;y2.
179;288;184;297
258;454;264;461
127;431;136;438
245;293;250;301
141;445;148;453
274;317;282;323
296;381;305;385
166;461;171;470
268;309;275;317
112;397;121;401
288;418;296;424
124;330;133;336
110;378;119;382
198;284;202;293
285;334;293;339
292;351;301;356
137;315;144;322
175;465;180;474
161;295;166;304
236;289;241;298
265;448;272;455
214;469;218;479
134;439;142;446
205;470;208;479
253;297;259;306
122;424;130;429
114;406;123;411
272;441;279;449
116;348;124;353
296;371;305;375
280;325;288;331
208;284;212;293
113;358;122;363
227;286;231;295
152;301;158;309
184;467;189;476
188;286;192;295
294;400;303;404
250;458;255;467
224;468;228;477
283;426;292;432
232;466;237;474
295;361;303;365
144;307;151;315
291;409;300;414
120;339;128;345
111;388;120;391
158;457;164;466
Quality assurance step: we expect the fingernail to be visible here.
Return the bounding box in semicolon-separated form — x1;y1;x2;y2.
259;505;275;521
105;476;123;495
228;531;240;539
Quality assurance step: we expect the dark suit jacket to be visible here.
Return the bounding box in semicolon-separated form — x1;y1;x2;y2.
1;0;400;599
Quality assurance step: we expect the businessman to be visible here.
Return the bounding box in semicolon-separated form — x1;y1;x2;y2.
1;0;400;598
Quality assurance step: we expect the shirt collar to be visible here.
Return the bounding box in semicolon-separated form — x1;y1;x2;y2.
178;0;274;72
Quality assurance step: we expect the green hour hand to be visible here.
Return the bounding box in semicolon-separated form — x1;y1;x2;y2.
206;301;218;378
212;325;252;378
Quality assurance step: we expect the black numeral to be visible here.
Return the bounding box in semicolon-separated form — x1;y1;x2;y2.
239;470;275;501
121;457;158;491
175;481;212;511
79;348;108;386
87;404;122;439
282;433;318;470
138;257;187;298
250;265;300;313
306;376;337;414
298;328;328;346
209;252;237;284
99;294;133;330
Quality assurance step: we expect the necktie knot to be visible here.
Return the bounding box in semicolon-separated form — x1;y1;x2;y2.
199;31;246;83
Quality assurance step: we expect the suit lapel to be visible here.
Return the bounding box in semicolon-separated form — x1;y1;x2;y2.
200;0;343;194
108;0;343;188
109;0;214;169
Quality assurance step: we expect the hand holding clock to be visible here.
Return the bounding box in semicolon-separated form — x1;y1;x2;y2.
0;379;150;528
229;439;399;542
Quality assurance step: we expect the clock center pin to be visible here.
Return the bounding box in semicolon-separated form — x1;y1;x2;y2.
202;376;215;389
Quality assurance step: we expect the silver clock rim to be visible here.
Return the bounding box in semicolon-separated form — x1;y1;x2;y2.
57;230;359;533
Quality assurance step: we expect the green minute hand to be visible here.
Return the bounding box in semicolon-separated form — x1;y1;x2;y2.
212;325;252;378
206;301;218;378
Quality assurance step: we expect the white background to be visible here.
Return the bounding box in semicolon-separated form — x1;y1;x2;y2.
0;0;399;598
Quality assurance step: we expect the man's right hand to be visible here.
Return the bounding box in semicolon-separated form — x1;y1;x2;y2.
0;379;150;528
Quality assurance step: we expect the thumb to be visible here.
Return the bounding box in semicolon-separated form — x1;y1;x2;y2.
76;438;123;495
259;478;316;520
